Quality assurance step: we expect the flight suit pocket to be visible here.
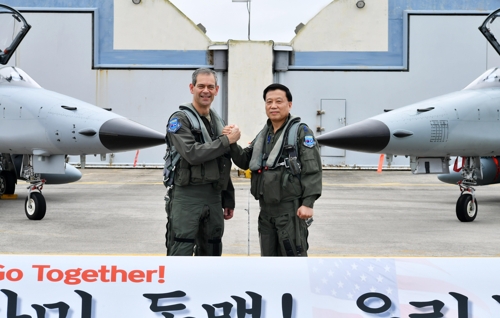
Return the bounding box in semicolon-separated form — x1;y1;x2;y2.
203;159;220;182
190;160;219;184
175;160;190;186
262;170;281;204
301;150;320;174
275;213;298;256
281;173;302;201
189;164;203;183
216;156;232;191
250;173;261;200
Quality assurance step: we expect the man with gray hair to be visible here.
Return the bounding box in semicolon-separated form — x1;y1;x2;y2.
164;68;240;256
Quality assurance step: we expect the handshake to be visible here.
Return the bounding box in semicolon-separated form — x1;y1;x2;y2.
222;124;241;144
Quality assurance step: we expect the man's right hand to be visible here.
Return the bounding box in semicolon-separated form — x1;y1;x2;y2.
225;124;241;144
223;208;234;220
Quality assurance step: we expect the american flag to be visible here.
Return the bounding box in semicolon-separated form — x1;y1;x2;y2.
308;258;400;317
308;258;496;317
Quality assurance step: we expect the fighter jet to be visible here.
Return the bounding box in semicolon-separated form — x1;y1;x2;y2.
0;4;165;220
316;8;500;223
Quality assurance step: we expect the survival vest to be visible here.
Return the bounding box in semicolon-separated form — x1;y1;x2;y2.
163;104;226;188
249;115;303;176
248;116;309;205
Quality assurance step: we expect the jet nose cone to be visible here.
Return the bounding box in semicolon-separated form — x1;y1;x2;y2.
99;118;165;152
316;119;390;153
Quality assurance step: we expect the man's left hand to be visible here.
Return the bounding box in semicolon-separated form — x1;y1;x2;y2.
222;125;234;135
223;208;234;220
297;206;313;219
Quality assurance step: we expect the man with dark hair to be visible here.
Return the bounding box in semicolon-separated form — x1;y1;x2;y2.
225;83;322;256
164;68;241;256
263;83;293;102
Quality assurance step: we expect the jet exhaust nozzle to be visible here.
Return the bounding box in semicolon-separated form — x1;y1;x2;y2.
316;119;390;153
99;118;165;152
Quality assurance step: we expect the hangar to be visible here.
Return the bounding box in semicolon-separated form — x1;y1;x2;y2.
3;0;500;168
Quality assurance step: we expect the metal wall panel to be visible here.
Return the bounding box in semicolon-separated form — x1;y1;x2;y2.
15;13;96;105
319;99;346;158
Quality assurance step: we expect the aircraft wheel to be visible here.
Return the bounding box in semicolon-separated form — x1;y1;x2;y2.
24;192;46;220
456;193;477;222
0;170;16;194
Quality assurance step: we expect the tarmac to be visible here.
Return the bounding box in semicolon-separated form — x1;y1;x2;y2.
1;168;500;257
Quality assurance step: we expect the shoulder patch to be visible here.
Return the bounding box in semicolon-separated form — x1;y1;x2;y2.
303;125;308;132
304;135;316;148
167;118;181;133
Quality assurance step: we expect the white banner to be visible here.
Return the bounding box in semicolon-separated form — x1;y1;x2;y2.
0;256;499;317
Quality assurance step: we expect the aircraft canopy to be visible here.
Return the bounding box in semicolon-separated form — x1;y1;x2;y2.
0;66;41;88
464;67;500;90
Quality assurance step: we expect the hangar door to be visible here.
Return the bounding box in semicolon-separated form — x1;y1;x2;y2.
319;99;345;157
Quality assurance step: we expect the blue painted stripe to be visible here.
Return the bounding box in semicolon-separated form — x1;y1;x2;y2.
293;51;402;67
100;50;208;66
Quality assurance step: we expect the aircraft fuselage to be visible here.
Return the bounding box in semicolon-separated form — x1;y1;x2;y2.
317;87;500;158
0;86;116;155
373;88;500;157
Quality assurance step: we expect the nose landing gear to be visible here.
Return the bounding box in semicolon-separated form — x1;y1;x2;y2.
24;180;46;220
454;157;480;222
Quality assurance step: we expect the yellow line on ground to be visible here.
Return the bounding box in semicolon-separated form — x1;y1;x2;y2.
323;182;454;187
76;182;163;185
0;194;18;199
68;181;454;187
73;181;251;185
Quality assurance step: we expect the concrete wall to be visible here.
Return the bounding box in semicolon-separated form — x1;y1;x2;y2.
113;0;210;51
227;40;274;146
292;0;388;52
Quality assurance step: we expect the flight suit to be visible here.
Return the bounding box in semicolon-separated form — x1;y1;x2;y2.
165;104;234;256
230;115;322;256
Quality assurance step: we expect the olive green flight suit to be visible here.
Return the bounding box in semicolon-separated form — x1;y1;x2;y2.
165;105;234;256
230;115;322;256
